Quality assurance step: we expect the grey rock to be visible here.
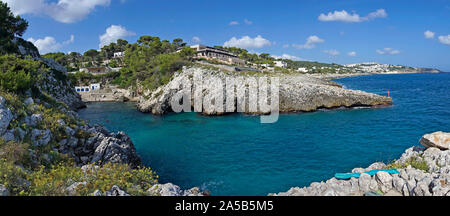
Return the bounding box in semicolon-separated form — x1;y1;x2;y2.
148;183;183;196
358;173;372;193
91;132;141;168
366;162;386;171
2;129;15;142
0;108;13;136
65;126;75;136
81;164;100;173
105;185;130;196
0;184;9;196
31;129;52;146
420;131;450;150
65;182;87;196
430;179;450;196
352;168;365;173
24;97;34;106
185;187;202;196
392;175;406;193
15;127;26;141
30;114;43;126
91;190;103;196
375;171;393;193
0;96;5;109
57;119;66;126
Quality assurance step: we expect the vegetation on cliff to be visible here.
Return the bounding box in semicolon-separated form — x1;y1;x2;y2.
0;2;158;196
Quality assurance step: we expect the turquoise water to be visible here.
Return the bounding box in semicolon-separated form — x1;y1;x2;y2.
78;73;450;196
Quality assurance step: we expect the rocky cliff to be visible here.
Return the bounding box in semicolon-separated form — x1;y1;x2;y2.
271;132;450;196
137;66;392;115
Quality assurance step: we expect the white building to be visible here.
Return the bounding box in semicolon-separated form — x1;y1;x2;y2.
189;45;246;66
297;67;308;73
75;83;101;93
274;61;287;68
113;52;125;58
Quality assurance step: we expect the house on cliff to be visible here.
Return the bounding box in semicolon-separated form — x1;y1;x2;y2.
79;67;112;74
189;44;246;67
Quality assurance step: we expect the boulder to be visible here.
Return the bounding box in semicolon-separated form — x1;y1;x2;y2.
148;183;183;196
0;96;5;109
91;190;103;196
420;131;450;150
91;132;141;168
31;129;52;146
30;114;43;126
375;171;393;193
24;97;34;106
2;129;15;142
105;185;130;196
0;184;9;196
65;182;87;195
0;108;13;136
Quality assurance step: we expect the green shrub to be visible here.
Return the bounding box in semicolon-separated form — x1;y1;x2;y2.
26;162;158;196
0;159;28;195
384;156;430;172
0;54;44;93
0;139;30;165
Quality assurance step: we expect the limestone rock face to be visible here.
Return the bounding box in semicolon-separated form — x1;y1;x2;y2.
420;131;450;150
91;131;141;168
137;66;392;115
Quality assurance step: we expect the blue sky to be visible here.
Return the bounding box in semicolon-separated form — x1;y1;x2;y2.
4;0;450;71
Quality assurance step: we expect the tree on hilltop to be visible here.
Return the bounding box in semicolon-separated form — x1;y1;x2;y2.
0;2;29;54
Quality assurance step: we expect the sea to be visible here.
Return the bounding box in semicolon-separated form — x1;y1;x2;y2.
78;73;450;195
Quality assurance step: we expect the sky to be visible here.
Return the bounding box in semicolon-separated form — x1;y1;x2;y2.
3;0;450;71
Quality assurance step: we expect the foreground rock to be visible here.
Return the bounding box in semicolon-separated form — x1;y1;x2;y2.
420;131;450;150
138;66;392;115
271;132;450;196
148;183;204;196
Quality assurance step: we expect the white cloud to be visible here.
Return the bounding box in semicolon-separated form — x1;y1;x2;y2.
424;30;435;39
367;9;388;20
318;9;387;23
99;25;135;48
347;51;357;56
292;35;324;49
376;48;400;55
438;35;450;45
282;44;290;48
229;21;239;26
27;34;75;54
324;49;340;56
223;35;271;49
272;54;304;61
244;19;253;25
192;36;201;43
2;0;111;23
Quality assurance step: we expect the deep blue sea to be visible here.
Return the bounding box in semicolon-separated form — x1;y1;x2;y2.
78;73;450;196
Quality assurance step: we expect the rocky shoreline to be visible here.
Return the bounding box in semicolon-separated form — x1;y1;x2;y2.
270;132;450;196
137;66;392;115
